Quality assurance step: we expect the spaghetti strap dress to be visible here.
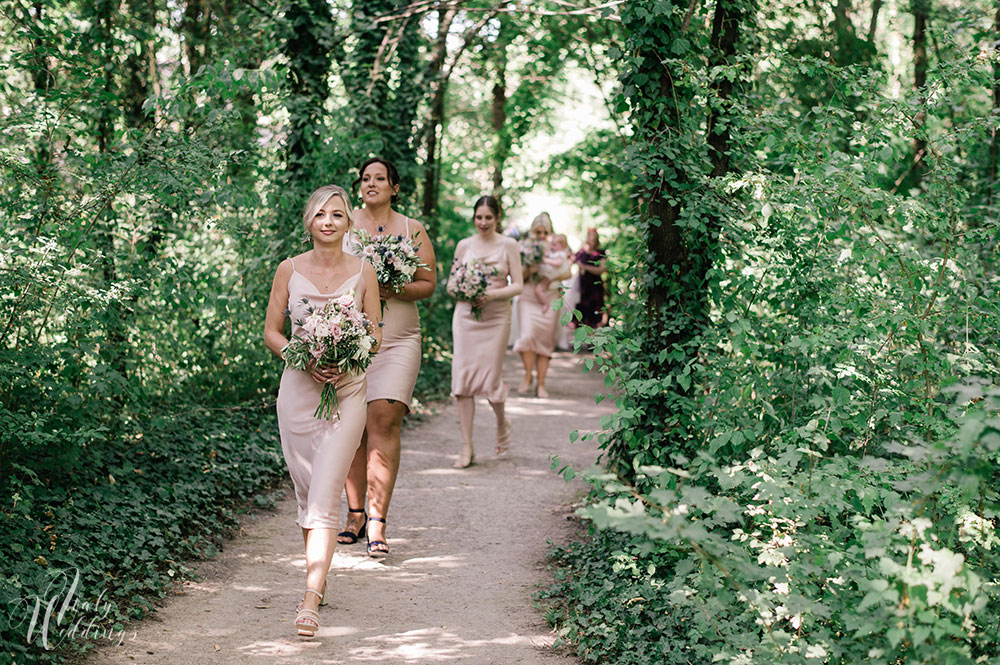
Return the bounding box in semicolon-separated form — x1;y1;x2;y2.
450;238;514;403
277;258;369;529
513;266;563;357
344;218;422;409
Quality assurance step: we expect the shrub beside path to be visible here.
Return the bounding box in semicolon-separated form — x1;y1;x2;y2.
87;351;612;665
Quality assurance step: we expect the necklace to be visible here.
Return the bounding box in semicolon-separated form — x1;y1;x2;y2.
310;252;345;292
363;210;402;238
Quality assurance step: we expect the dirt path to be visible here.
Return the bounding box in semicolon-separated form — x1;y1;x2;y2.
86;351;612;665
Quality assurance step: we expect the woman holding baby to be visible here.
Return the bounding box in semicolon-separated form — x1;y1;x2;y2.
513;212;572;398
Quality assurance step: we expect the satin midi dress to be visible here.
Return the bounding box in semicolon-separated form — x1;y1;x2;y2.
344;219;422;409
450;238;516;403
513;280;561;357
277;259;369;529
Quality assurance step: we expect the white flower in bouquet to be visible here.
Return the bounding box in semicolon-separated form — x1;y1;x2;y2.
447;259;496;321
518;238;545;268
282;291;378;420
352;228;426;311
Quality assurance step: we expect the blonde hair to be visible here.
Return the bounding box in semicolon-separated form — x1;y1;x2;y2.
530;212;553;235
301;185;353;236
551;233;568;247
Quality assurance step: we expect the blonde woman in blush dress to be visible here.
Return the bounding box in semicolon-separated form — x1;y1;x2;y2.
337;157;437;559
448;195;524;467
263;185;382;637
513;213;571;398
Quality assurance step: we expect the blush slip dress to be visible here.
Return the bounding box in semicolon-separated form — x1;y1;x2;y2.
513;253;567;357
277;258;368;529
343;218;422;409
450;237;515;403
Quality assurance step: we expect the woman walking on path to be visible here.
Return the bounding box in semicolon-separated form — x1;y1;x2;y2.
513;213;571;398
448;195;523;468
264;185;382;637
574;227;608;329
338;158;437;558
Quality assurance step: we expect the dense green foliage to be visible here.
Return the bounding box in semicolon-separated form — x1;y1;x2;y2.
1;1;604;661
1;409;285;664
546;1;1000;664
5;0;999;663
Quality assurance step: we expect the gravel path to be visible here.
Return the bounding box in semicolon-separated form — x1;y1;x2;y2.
86;351;612;665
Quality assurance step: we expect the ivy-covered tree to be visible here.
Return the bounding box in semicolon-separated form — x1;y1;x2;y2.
341;0;426;198
283;0;335;188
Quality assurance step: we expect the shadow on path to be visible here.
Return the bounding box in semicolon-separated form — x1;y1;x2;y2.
87;351;614;665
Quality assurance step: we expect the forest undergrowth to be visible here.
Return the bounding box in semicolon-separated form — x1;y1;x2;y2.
4;0;1000;663
540;2;1000;664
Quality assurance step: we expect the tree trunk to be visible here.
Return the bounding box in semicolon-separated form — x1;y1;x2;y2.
614;1;692;473
868;0;883;42
390;15;423;197
490;65;507;200
989;1;1000;201
490;23;508;202
611;0;752;472
343;0;425;193
701;0;744;296
644;73;685;321
421;4;458;228
911;0;929;188
123;0;158;128
93;0;129;390
96;0;117;288
181;0;212;75
833;0;854;38
27;0;53;228
284;0;333;187
708;1;741;181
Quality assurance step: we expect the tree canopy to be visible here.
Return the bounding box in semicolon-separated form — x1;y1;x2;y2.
3;0;1000;662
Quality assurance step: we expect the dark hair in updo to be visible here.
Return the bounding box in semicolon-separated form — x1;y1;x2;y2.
472;195;502;231
352;157;401;205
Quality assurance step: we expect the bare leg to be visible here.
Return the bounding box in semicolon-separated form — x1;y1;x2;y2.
300;527;336;612
455;395;475;467
488;399;511;455
518;350;536;392
338;433;368;543
536;354;552;398
365;399;406;550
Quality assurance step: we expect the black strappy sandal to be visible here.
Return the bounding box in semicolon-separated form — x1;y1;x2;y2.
366;516;389;559
337;508;367;544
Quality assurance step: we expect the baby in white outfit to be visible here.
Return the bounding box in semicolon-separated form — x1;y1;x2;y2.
534;234;570;311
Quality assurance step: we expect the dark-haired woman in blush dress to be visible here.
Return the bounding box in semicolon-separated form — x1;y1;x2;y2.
337;157;437;559
448;195;523;467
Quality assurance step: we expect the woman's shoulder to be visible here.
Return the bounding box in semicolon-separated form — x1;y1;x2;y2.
353;208;371;226
404;215;428;236
358;258;377;281
276;255;301;275
501;235;519;249
346;253;367;272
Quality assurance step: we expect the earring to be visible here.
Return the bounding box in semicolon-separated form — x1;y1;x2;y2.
302;228;312;244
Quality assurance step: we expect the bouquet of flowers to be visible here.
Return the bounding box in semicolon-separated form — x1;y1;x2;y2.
282;291;378;420
353;228;426;311
518;238;545;268
447;259;496;320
